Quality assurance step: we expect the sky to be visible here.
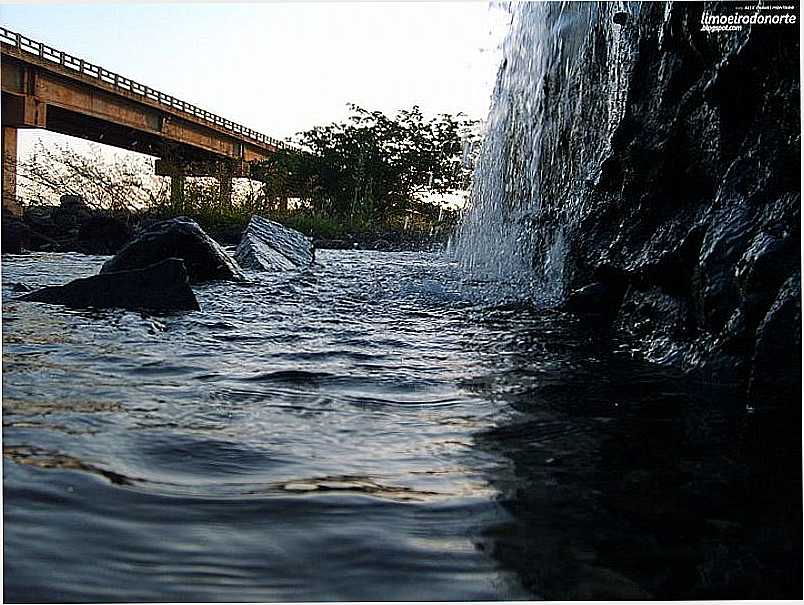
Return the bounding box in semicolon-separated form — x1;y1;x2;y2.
1;2;509;161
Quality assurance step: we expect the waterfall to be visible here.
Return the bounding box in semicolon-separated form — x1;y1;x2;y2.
449;1;639;306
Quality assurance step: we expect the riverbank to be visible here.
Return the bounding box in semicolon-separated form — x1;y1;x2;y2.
2;200;449;255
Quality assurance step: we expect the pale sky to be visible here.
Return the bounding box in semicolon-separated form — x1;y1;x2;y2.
1;2;509;161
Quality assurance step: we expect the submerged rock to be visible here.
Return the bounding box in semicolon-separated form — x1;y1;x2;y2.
101;217;245;282
20;258;199;312
234;215;314;271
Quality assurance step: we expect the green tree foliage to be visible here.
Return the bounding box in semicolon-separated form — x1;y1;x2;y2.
254;104;480;224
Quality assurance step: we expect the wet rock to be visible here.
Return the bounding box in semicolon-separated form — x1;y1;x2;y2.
612;12;629;26
77;214;133;255
565;282;620;316
2;217;31;254
690;203;752;335
617;286;691;342
19;204;123;253
20;258;199;312
748;274;801;406
234;215;314;271
101;216;245;282
500;3;799;398
23;205;56;231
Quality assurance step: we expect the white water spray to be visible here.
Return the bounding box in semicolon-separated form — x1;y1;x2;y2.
449;2;639;306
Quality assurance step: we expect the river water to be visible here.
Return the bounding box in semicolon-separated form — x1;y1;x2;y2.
2;250;800;601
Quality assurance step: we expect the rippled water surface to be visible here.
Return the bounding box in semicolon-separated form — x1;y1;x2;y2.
3;251;801;601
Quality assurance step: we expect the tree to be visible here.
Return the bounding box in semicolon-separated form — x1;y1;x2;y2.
255;104;480;224
16;141;168;213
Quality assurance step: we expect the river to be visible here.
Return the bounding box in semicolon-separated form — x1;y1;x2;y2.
3;249;799;601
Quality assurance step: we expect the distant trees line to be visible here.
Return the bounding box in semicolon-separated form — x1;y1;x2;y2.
253;104;480;228
14;104;481;237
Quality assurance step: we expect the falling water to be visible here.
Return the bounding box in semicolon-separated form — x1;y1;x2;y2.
449;2;640;305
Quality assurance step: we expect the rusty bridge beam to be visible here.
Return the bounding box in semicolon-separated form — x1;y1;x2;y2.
0;26;297;212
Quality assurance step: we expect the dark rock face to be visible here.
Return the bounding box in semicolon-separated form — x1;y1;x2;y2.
20;258;200;312
505;3;799;400
101;216;245;282
748;274;801;405
234;215;314;271
565;281;624;318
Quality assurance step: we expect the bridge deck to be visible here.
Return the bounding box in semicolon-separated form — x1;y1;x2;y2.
1;26;295;213
0;27;290;155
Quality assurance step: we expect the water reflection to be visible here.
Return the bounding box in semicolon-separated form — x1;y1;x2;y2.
468;313;802;599
3;250;532;602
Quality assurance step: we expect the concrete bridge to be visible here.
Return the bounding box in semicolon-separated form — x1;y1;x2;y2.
1;27;293;216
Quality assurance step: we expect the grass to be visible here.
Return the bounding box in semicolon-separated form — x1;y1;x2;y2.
144;194;453;246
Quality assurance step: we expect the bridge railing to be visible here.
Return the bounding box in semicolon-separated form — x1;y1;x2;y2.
0;26;296;153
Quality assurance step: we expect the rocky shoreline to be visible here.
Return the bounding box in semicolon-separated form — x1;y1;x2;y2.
2;197;443;257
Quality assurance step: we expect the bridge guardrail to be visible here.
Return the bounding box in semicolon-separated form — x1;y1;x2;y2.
0;26;296;153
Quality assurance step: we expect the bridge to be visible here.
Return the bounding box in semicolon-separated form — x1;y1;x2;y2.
1;26;293;216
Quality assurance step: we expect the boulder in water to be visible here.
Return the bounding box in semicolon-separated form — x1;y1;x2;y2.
20;258;200;312
101;216;245;282
234;215;314;271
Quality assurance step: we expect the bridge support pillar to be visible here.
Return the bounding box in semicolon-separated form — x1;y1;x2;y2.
170;172;185;214
218;163;233;208
2;126;21;217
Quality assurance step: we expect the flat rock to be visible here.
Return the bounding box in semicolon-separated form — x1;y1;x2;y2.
21;258;200;312
101;216;245;282
234;215;314;271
